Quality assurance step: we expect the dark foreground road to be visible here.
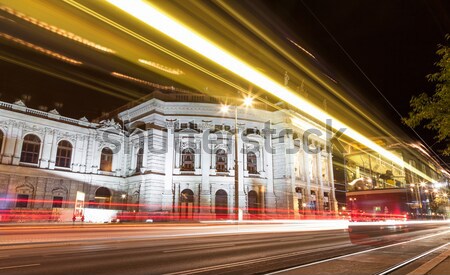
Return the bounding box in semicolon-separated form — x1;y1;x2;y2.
0;221;449;275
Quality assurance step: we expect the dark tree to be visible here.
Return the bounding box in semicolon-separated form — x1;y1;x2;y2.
404;35;450;154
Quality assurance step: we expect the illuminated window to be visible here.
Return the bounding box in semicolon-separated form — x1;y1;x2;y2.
100;148;113;172
16;194;29;208
55;140;72;168
181;148;195;171
52;196;63;208
247;152;257;174
216;149;227;172
20;134;41;164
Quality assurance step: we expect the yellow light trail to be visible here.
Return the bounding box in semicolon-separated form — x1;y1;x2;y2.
107;0;437;183
0;6;115;54
138;59;184;75
0;32;82;65
111;72;190;93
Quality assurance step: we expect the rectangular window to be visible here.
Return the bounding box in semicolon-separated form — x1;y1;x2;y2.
56;148;71;168
52;196;63;208
16;194;29;208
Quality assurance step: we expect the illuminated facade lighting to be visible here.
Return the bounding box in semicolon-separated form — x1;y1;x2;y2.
243;96;253;107
138;59;184;75
0;6;115;54
0;33;82;65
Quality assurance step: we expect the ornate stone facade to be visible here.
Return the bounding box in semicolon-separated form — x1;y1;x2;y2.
0;93;337;221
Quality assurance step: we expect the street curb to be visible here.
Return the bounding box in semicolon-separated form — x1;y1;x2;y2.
407;247;450;275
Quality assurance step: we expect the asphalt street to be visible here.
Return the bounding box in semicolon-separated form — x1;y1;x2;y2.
0;222;448;275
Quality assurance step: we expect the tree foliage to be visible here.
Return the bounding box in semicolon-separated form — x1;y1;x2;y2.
403;35;450;154
429;190;449;214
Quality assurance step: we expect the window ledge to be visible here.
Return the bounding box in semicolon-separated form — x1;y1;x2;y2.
19;162;38;167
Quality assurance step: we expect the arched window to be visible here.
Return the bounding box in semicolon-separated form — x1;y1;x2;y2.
55;140;72;168
248;190;258;215
247;152;257;174
216;149;227;172
180;189;194;219
136;148;144;172
94;187;111;209
215;189;228;218
100;147;113;172
20;134;41;164
181;148;195;171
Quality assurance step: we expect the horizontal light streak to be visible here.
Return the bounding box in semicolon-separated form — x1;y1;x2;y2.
139;59;184;75
0;6;115;53
0;32;82;65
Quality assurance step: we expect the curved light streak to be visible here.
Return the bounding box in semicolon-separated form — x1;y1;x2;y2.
0;6;115;54
105;0;440;183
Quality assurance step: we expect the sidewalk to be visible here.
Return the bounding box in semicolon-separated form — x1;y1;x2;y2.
408;247;450;275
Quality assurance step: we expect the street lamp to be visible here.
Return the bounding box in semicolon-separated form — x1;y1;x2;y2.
121;194;127;213
220;96;253;222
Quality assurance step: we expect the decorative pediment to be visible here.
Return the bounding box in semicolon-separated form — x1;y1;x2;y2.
99;118;121;130
199;120;213;131
214;143;228;151
215;129;232;136
16;182;34;194
179;128;198;134
48;109;60;115
13;99;26;107
52;185;68;196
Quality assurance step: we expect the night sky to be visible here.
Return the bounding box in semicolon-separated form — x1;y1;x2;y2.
262;0;450;162
0;1;449;161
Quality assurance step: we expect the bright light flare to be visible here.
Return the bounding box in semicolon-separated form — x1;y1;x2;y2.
220;104;230;113
243;96;253;107
107;0;441;183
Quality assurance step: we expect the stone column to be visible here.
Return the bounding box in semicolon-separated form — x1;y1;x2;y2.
174;183;180;213
48;130;58;169
194;136;201;175
80;135;89;173
286;131;299;218
317;144;324;212
39;128;53;168
72;134;82;172
85;133;95;174
162;120;176;211
303;138;311;208
2;121;16;164
142;131;149;169
328;151;337;212
200;125;211;213
12;122;24;165
237;125;246;214
263;124;276;213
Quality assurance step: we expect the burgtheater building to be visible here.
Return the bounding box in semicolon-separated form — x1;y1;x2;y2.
0;91;337;222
